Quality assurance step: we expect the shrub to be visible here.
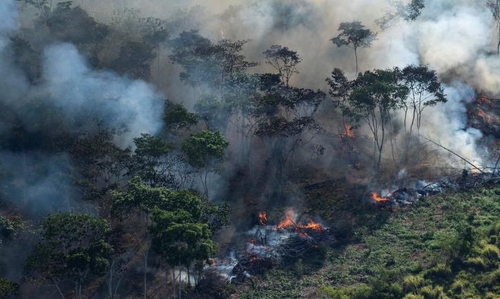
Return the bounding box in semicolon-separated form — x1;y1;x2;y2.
463;257;486;270
402;275;425;293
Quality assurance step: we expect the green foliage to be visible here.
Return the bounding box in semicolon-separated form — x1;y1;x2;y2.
164;100;198;131
181;130;229;169
402;275;425;293
0;277;18;299
112;176;172;216
25;213;113;294
150;209;216;267
112;177;224;272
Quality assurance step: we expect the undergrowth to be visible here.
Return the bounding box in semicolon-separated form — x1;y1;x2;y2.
236;185;500;299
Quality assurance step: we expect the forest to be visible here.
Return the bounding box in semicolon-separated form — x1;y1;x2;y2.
2;0;500;298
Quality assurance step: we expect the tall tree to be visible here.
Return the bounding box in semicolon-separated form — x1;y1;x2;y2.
263;45;302;87
398;65;447;137
112;177;223;298
252;76;325;195
331;68;408;171
181;130;229;197
149;190;216;297
397;65;446;164
168;30;257;93
25;213;113;299
331;21;377;74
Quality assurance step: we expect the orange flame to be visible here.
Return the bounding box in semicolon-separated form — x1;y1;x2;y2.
258;212;268;226
277;208;295;229
371;192;389;202
276;208;325;232
299;220;324;231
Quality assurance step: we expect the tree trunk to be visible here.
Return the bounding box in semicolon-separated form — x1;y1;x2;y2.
143;250;148;299
172;269;176;299
52;278;65;299
497;31;500;55
108;259;114;299
354;46;358;74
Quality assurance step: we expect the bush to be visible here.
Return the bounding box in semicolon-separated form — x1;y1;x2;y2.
402;294;425;299
481;244;500;262
424;264;452;281
320;285;349;299
463;257;486;270
402;275;425;293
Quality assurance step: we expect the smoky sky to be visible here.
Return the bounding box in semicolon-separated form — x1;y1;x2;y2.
14;0;500;169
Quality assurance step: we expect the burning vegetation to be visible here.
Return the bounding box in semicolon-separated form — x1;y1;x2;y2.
5;0;500;298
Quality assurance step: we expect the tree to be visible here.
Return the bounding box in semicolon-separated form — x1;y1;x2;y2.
163;100;198;132
376;0;425;29
168;30;257;93
252;76;325;196
25;213;113;299
331;68;408;171
488;0;500;54
181;130;229;197
194;94;233;132
69;130;132;200
17;0;54;21
111;176;171;299
398;65;446;137
263;45;302;87
149;190;216;297
331;21;377;74
130;133;194;190
112;177;223;298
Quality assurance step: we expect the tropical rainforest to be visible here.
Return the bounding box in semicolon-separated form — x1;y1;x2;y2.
2;0;500;298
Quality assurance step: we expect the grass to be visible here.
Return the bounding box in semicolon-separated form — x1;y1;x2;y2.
234;185;500;298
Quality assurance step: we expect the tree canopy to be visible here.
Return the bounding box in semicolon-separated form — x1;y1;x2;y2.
331;21;377;74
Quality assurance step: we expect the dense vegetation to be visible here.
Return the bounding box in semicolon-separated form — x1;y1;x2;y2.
1;0;499;298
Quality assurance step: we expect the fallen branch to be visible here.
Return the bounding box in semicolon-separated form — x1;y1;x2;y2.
420;135;485;174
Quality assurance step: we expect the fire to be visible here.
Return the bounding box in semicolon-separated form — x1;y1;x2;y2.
341;124;355;138
276;208;325;232
258;212;268;226
300;220;323;231
477;94;492;106
371;191;389;203
277;208;295;229
477;109;493;123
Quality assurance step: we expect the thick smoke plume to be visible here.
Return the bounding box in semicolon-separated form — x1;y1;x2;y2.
0;0;164;214
71;0;500;169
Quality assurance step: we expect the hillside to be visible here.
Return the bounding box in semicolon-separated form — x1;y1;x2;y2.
3;0;500;298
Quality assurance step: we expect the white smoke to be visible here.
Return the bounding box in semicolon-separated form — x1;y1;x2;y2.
367;0;495;167
0;0;17;49
41;43;164;146
67;0;500;167
0;1;165;215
